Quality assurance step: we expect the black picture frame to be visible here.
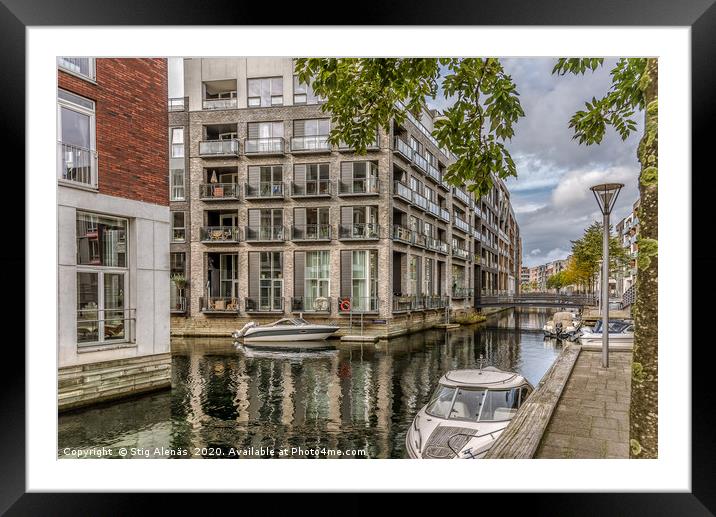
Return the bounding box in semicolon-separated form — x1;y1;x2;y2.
4;0;713;512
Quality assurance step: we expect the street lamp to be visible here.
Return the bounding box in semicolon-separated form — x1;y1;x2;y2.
590;183;624;368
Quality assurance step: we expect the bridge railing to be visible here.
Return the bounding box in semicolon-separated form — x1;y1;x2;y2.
478;293;597;306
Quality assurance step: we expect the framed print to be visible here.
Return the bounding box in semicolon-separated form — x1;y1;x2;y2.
3;0;713;512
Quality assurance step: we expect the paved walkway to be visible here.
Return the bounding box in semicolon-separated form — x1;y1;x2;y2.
535;349;632;459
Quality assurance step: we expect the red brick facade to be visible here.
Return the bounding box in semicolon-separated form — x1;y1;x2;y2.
59;58;169;206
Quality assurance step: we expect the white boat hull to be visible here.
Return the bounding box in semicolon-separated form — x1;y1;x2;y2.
579;333;634;347
242;329;338;343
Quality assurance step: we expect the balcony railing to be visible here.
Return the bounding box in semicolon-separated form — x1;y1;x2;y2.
339;223;380;240
412;153;428;172
393;181;413;202
291;296;331;313
245;181;285;199
168;97;185;112
200;226;240;243
245;226;286;242
426;163;442;184
338;178;380;196
451;287;474;299
426;237;449;254
413;192;428;211
393;137;414;161
292;224;332;241
76;308;135;346
337;296;380;313
58;142;97;187
245;297;285;313
338;137;379;151
199;139;240;157
170;296;187;314
473;228;481;240
199;183;240;200
427;200;441;217
452;246;470;260
291;135;331;152
452;187;471;205
200;296;240;313
453;215;470;233
291;180;332;197
392;225;414;244
393;295;449;312
244;137;286;155
203;98;238;110
439;208;450;222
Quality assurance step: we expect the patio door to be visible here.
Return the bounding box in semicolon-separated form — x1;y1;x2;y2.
76;269;128;346
219;254;238;299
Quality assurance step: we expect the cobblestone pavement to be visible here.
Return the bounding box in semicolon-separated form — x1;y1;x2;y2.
535;349;633;459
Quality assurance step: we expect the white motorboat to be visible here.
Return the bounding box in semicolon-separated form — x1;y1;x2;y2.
578;319;634;347
232;317;339;343
405;366;533;459
543;311;580;339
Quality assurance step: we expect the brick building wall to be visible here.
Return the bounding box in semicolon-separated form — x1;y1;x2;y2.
58;58;168;206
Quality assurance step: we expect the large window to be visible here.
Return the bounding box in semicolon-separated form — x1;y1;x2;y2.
351;250;378;311
171;212;186;242
170;168;185;201
293;75;322;105
170;252;186;311
58;89;96;186
292;119;330;151
58;57;96;80
171;127;184;158
260;252;283;311
76;212;129;346
305;251;330;308
248;77;283;107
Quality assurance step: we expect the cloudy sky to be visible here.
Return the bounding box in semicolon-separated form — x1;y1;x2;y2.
427;58;643;267
168;57;643;268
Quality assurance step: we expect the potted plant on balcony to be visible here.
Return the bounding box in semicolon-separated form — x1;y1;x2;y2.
171;274;187;309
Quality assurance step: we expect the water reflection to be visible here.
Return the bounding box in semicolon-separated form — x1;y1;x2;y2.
58;308;561;459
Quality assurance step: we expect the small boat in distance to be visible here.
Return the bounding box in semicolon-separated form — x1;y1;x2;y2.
543;311;580;340
232;317;339;343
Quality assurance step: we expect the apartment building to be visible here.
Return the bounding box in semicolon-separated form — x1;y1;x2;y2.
615;198;640;297
168;57;522;336
57;58;171;410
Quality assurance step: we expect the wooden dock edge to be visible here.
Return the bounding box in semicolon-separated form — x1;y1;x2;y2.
484;343;582;459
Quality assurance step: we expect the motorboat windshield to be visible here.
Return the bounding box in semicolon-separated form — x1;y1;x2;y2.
592;320;633;333
425;383;532;422
267;318;310;327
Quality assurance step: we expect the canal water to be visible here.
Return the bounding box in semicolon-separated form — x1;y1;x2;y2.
58;308;562;459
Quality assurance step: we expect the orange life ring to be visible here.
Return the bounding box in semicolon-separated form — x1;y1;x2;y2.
340;298;351;312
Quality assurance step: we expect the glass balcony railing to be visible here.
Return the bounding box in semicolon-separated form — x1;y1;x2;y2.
244;137;286;155
426;163;442;184
393;138;413;161
413;192;428;211
440;208;450;222
291;180;332;197
199;139;240;157
292;224;332;241
451;287;474;299
200;297;240;312
337;296;380;313
245;297;284;313
453;215;470;233
412;153;428;172
393;181;413;202
199;183;240;200
168;97;185;112
200;226;240;243
426;237;449;254
392;225;414;244
245;226;285;242
291;296;331;313
245;181;285;199
291;135;331;152
452;187;471;205
452;246;470;260
339;223;380;240
338;178;380;195
202;98;238;110
427;200;441;217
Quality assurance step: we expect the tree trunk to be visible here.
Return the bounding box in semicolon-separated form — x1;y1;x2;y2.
630;58;658;458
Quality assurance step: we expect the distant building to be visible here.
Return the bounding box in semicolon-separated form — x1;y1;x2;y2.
614;198;640;298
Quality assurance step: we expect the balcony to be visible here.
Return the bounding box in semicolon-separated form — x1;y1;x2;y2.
168;97;185;112
426;163;442;184
337;296;380;314
245;181;285;199
392;225;414;245
291;180;332;198
170;296;187;314
393;295;448;312
452;187;471;206
202;98;238;110
200;226;240;243
338;178;380;196
292;224;332;241
291;296;331;313
393;181;413;202
291;135;331;153
452;246;470;260
200;296;240;313
413;192;428;211
439;208;450;222
339;223;380;240
473;228;481;240
58;143;97;188
453;215;470;233
244;137;286;156
199;139;240;157
199;183;240;201
451;287;474;299
426;237;449;254
393;138;413;162
412;153;428;173
245;226;286;242
427;200;441;218
245;298;285;313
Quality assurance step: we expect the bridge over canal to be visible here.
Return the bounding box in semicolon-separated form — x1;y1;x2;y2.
476;293;597;308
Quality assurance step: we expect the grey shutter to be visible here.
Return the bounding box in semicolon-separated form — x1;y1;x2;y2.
294;164;306;184
340;162;352;184
416;257;422;296
248;123;259;139
294;207;306;239
340;206;353;229
319;163;329;180
340;250;352;298
294;119;306;137
248;166;259;191
294;251;305;298
248;209;260;233
248;252;259;299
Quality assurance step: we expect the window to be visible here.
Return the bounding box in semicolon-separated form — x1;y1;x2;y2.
172;212;186;242
247;165;283;197
425;258;434;295
248;77;283;107
170;169;185;201
340;161;378;193
425;385;457;418
170;252;186;311
58;89;96;186
305;251;330;308
409;256;418;295
293;75;322;105
58;57;95;80
76;212;127;267
259;252;283;310
351;250;378;311
247;121;284;139
292;119;331;151
171;128;184;158
75;212;128;347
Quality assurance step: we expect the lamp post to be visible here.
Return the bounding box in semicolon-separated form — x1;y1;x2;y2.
590;183;624;368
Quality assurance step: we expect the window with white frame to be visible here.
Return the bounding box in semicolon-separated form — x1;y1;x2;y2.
248;77;283;107
171;127;184;158
58;89;96;187
57;57;96;81
172;212;186;242
76;212;129;346
293;75;323;105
